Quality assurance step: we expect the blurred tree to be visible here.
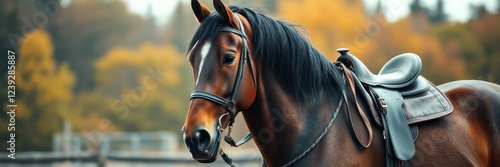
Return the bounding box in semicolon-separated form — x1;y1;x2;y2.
0;2;21;145
1;1;21;51
1;0;63;59
432;23;487;80
498;0;500;12
262;0;277;12
47;0;161;91
278;0;467;84
470;4;488;19
168;0;278;53
429;0;447;24
277;0;367;59
471;13;500;82
374;0;382;14
410;0;427;14
409;0;431;33
362;16;466;84
144;2;161;45
92;42;193;132
228;0;277;12
168;2;197;52
7;29;75;151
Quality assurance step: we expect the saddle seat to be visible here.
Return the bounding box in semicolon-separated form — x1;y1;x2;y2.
336;48;424;89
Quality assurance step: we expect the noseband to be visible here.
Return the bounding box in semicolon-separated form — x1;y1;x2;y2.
190;15;257;149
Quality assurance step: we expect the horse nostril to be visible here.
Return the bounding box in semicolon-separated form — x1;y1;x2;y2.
195;129;211;152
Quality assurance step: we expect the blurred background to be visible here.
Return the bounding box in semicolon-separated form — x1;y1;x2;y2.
0;0;499;166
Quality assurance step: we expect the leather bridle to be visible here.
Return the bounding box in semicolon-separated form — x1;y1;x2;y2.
189;15;256;151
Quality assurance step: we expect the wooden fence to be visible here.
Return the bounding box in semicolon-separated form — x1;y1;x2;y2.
0;152;262;167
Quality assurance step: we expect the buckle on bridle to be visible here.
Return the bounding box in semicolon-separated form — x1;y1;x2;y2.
226;100;235;111
224;126;237;146
217;112;238;147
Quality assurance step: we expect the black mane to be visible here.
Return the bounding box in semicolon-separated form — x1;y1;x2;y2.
189;6;343;103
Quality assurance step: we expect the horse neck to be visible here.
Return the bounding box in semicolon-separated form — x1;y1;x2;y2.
242;72;344;166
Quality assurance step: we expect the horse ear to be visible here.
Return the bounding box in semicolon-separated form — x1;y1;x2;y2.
192;0;211;23
213;0;238;28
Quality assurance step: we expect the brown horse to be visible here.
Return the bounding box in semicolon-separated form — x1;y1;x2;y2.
182;0;500;166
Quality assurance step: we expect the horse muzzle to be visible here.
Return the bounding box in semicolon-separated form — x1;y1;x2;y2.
183;126;221;163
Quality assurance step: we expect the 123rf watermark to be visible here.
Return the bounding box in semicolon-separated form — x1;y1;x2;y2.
6;50;17;159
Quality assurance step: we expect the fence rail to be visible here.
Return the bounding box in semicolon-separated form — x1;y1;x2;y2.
0;152;262;167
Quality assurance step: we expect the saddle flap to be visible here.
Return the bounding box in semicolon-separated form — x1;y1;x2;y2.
372;87;416;160
403;81;454;124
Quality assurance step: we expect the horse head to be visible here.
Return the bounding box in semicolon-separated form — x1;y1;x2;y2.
182;0;257;163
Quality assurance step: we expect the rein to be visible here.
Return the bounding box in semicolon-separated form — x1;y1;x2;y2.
265;63;372;167
279;97;344;167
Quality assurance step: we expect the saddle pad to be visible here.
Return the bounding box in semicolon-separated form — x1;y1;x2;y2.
403;81;453;124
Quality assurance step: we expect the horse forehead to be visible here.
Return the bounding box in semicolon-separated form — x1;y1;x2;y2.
200;41;211;59
194;41;214;84
190;40;214;60
190;30;241;61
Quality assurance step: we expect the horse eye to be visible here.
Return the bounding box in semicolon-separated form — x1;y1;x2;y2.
223;54;236;65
